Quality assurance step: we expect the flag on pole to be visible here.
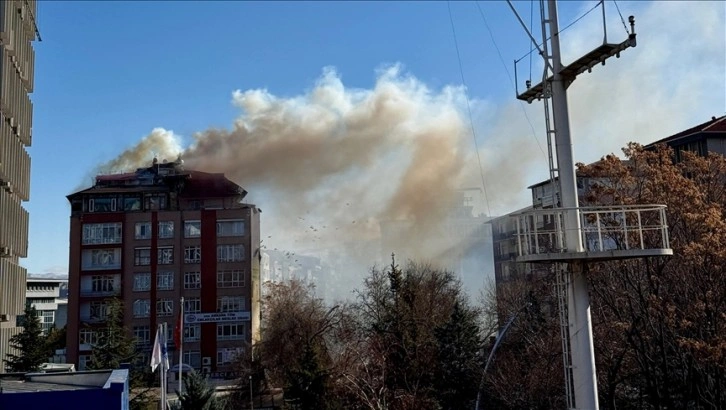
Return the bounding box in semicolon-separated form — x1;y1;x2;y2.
174;305;183;348
150;325;163;372
150;324;170;372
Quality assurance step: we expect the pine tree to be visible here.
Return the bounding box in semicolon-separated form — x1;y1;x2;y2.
175;370;220;410
434;302;483;410
87;298;137;370
4;303;50;372
85;298;155;410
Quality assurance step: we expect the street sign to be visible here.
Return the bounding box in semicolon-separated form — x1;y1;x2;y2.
184;311;250;323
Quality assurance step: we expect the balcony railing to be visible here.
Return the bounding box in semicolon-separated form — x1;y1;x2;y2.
80;289;120;297
513;205;672;262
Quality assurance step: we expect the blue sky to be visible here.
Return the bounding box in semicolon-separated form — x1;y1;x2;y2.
25;1;725;276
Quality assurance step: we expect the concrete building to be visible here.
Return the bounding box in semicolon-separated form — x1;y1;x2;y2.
0;369;129;409
65;159;261;374
26;277;68;333
0;0;39;372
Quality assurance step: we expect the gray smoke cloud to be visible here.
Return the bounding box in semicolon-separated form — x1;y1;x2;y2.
98;0;724;299
101;65;498;298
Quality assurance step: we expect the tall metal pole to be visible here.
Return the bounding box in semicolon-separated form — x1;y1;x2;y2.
179;296;184;395
249;375;254;410
546;1;599;409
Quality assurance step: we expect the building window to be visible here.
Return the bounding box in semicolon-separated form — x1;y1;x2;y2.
123;196;142;211
133;325;150;345
217;270;244;288
89;301;108;321
79;355;92;371
184;324;201;342
184;221;201;238
217;244;244;262
133;273;151;291
158;247;174;265
159;221;174;239
184;297;201;313
91;275;117;294
144;194;167;211
184;272;201;289
217;296;244;312
82;223;122;245
135;222;151;240
133;299;150;318
217;348;243;365
88;197;116;212
183;351;201;368
79;329;98;347
135;248;151;266
157;271;174;290
157;299;173;316
81;248;121;270
184;246;201;264
216;220;244;237
217;323;244;341
37;310;54;334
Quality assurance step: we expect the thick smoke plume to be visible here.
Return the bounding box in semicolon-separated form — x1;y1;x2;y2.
101;65;495;298
98;1;724;299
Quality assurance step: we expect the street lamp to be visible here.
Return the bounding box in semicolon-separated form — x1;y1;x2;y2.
249;375;254;410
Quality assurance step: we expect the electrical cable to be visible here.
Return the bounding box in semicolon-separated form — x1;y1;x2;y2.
446;1;492;217
474;2;547;160
514;0;604;64
612;0;630;35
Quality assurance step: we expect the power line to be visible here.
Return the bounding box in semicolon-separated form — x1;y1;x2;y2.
612;0;630;35
514;0;604;64
474;2;547;159
446;1;492;217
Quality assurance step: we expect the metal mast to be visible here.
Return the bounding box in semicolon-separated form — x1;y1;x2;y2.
508;1;673;409
544;2;597;408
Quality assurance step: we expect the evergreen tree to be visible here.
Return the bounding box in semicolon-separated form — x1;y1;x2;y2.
85;298;154;410
175;370;220;410
434;302;484;410
4;303;50;372
87;298;137;370
44;325;67;356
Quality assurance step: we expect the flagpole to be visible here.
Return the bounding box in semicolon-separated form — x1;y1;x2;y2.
163;322;168;410
179;296;184;395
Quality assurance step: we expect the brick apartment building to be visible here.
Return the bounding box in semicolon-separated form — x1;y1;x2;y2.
65;159;261;373
0;0;39;372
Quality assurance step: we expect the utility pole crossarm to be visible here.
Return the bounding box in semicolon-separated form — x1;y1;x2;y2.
517;18;637;103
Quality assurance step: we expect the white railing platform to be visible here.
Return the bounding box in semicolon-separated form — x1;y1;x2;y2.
513;205;673;263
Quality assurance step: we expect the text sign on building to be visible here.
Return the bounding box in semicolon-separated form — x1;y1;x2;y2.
184;311;250;323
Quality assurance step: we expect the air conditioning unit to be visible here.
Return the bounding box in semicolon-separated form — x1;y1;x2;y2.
0;314;8;321
0;247;10;256
202;366;211;374
202;357;211;366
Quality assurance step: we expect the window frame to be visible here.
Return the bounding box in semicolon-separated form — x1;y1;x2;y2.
158;221;174;239
216;244;244;262
184;220;201;238
184;271;201;289
184;246;201;264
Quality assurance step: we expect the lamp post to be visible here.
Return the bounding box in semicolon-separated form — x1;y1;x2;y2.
249;375;254;410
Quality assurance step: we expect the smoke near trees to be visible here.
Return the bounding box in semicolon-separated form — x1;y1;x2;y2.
244;259;491;410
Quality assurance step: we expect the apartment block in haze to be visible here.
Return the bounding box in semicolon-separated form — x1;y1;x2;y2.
0;0;39;372
66;159;261;374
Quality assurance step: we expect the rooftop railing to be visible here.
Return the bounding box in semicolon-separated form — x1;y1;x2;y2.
513;204;672;262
